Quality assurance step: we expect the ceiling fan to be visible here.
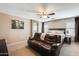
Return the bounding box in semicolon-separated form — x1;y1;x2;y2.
27;10;55;19
39;11;55;18
26;4;55;19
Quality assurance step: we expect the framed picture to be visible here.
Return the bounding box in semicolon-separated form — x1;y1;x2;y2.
18;20;24;29
11;20;24;29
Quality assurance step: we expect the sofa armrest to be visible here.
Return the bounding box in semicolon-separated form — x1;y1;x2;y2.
51;43;61;49
29;37;34;40
51;43;61;56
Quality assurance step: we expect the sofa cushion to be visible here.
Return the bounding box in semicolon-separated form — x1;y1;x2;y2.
33;33;42;40
40;43;51;50
31;40;42;45
44;34;57;42
41;40;54;45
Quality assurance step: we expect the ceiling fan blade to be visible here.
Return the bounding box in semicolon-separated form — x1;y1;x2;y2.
26;9;40;13
48;13;55;15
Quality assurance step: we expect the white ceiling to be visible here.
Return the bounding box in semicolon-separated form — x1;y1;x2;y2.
0;3;79;22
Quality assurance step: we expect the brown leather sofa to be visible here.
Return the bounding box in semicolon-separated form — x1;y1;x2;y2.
28;33;62;56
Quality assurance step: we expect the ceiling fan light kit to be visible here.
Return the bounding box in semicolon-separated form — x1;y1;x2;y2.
40;11;55;18
40;11;48;18
41;15;48;18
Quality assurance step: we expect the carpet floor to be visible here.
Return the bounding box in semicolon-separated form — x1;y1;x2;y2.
9;42;79;56
60;42;79;56
9;47;40;56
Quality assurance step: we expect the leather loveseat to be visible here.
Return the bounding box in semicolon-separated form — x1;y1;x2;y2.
28;33;62;56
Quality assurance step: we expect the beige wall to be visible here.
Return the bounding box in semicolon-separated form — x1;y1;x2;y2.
0;13;31;51
46;20;66;28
